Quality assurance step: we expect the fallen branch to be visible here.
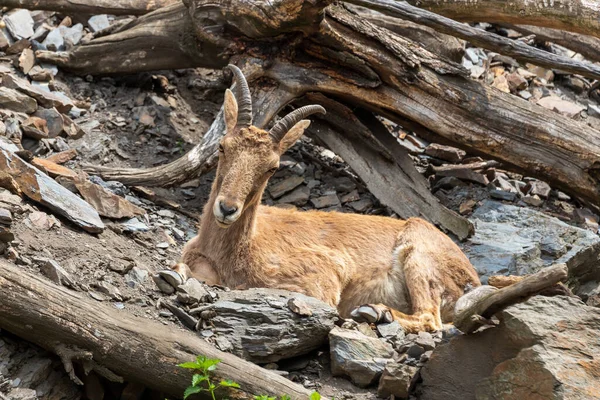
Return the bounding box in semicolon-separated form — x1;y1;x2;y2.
0;0;178;15
507;24;600;63
405;0;600;38
346;0;600;82
0;260;319;399
453;263;568;334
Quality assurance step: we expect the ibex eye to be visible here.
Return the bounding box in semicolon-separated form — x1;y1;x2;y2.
268;167;278;174
218;145;224;153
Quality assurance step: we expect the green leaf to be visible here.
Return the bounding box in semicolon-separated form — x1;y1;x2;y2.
310;392;321;400
192;374;208;387
253;396;275;400
183;386;203;399
280;396;291;400
219;380;241;388
179;362;202;370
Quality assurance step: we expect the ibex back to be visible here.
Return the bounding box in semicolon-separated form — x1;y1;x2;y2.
166;65;481;332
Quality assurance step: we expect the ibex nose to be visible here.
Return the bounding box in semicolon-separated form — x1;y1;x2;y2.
219;201;238;217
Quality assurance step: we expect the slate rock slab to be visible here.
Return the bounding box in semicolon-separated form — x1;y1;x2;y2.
0;147;104;233
207;288;338;363
463;200;600;283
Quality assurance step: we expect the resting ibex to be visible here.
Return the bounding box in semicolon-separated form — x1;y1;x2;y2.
163;65;480;333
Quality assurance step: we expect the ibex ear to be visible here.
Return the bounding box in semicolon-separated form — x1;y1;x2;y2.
223;89;238;132
278;120;310;153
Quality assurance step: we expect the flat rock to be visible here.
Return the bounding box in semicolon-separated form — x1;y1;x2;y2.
88;15;110;32
310;193;340;209
208;288;338;363
0;148;104;233
34;108;64;137
277;185;309;206
18;48;35;74
269;175;304;198
4;10;34;40
31;158;78;179
463;200;600;282
526;180;551;198
0;208;12;225
537;96;584;118
425;143;466;163
3;74;73;113
420;296;600;400
74;179;145;219
329;326;395;387
38;258;75;287
377;363;419;399
176;278;210;305
0;87;37;113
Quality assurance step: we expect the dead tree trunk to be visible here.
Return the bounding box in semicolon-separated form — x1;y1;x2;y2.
405;0;600;37
32;0;600;212
0;261;320;400
0;0;178;15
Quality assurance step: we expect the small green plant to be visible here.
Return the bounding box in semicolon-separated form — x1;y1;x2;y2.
179;355;323;400
178;355;240;399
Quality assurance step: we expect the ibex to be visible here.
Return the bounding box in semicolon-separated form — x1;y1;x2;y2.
162;65;481;333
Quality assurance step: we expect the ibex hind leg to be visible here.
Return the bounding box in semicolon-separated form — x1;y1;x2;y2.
351;242;444;333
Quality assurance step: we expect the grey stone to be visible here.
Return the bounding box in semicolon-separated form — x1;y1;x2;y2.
527;180;551;198
157;209;175;218
125;267;148;287
8;388;37;400
425;143;466;163
0;87;37;114
310;193;340;209
60;24;83;45
437;168;488;186
277;185;310;206
589;104;600;118
209;288;338;363
376;321;404;339
87;15;110;32
518;90;533;100
120;218;149;233
269;175;304;198
421;296;600;399
522;195;544;207
95;281;123;301
349;198;373;212
38;259;75;287
377;363;419;399
489;189;517;202
176;278;210;305
4;10;34;40
42;28;64;51
329;327;394;387
330;176;356;193
3;74;73;113
406;344;425;359
464;200;600;282
415;331;435;351
0;208;12;225
576;280;600;307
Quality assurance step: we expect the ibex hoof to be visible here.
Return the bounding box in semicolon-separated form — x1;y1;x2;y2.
152;270;184;294
350;304;393;324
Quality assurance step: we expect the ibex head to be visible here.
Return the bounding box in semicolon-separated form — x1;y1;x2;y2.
212;65;326;227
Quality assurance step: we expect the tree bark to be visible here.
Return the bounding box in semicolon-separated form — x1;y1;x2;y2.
0;0;178;15
347;0;600;81
405;0;600;38
0;260;320;400
508;24;600;63
453;263;568;334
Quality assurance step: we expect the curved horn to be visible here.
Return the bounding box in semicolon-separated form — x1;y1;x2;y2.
269;105;326;141
227;64;253;127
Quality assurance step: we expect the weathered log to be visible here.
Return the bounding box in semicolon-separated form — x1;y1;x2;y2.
0;260;321;399
507;24;600;63
347;0;600;81
302;93;473;239
405;0;600;38
0;0;177;15
453;263;569;334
